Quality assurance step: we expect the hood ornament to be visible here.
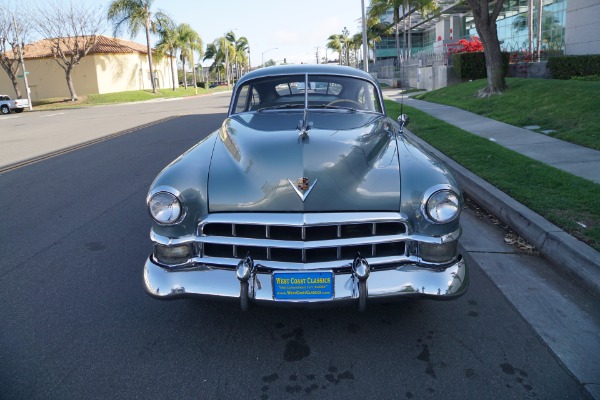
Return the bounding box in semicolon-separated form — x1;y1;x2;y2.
288;177;318;202
297;109;312;140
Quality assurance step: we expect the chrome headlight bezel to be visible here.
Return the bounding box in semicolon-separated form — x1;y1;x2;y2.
147;187;185;225
421;185;461;224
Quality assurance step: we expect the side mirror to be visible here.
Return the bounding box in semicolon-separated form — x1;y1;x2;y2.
397;114;410;128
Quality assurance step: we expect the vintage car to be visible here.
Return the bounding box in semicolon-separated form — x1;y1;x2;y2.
144;64;468;310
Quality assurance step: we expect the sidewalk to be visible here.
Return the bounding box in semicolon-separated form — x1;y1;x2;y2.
383;89;600;184
382;89;600;300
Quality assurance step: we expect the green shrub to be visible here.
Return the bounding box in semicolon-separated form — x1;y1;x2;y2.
452;52;509;81
548;55;600;80
570;74;600;82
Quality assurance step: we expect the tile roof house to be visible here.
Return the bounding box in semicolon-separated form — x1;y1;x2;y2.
0;35;176;101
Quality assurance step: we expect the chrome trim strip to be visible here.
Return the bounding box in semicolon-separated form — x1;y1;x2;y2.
199;234;409;249
151;228;461;247
198;212;409;227
143;256;468;301
152;252;460;271
180;255;417;270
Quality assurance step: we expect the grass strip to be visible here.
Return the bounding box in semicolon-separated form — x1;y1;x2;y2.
386;100;600;251
32;86;229;110
414;78;600;151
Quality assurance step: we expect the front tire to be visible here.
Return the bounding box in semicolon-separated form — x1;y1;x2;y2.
14;108;23;113
1;105;10;115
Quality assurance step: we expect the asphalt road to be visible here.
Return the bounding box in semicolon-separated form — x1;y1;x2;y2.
0;95;593;399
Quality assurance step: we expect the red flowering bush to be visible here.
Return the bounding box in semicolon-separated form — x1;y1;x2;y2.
452;37;484;53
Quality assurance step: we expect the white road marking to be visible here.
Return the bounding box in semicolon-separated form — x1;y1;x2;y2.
39;113;66;118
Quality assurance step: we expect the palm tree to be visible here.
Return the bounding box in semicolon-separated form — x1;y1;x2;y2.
178;23;203;92
368;0;403;63
234;38;249;77
107;0;170;93
351;33;364;67
225;31;249;79
203;41;221;80
326;34;343;65
367;17;393;65
218;36;235;88
154;20;178;90
204;38;232;87
368;0;437;63
341;27;351;66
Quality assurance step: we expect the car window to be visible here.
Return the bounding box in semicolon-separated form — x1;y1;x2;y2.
231;74;382;114
234;85;249;114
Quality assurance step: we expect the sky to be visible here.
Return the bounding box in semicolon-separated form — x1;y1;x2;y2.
6;0;367;66
138;0;366;67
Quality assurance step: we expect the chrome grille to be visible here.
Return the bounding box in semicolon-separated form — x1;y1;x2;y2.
198;213;409;265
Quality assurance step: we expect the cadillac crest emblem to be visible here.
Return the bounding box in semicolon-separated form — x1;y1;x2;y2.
288;177;318;202
297;177;309;191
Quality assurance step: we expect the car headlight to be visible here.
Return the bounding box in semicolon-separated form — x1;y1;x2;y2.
424;189;460;224
148;192;183;225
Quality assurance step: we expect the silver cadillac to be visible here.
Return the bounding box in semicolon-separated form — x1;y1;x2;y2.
144;64;468;310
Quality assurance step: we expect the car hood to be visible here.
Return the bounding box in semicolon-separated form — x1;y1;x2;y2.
208;111;401;212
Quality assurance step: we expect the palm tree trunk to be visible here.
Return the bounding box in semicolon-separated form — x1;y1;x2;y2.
394;6;401;64
145;22;157;93
407;10;412;60
528;0;533;58
183;58;188;89
170;47;176;91
190;42;198;94
373;39;377;65
225;49;230;90
536;0;543;61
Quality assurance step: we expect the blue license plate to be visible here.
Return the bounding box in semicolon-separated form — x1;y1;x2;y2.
272;271;334;300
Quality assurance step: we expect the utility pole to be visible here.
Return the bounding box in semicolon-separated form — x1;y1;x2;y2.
315;47;320;64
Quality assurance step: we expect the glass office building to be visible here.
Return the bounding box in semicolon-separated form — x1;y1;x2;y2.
466;0;567;55
373;0;585;60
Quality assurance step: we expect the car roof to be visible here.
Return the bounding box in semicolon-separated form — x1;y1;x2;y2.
236;64;377;87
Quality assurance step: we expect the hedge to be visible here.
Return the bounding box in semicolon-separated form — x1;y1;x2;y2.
547;55;600;80
452;52;510;81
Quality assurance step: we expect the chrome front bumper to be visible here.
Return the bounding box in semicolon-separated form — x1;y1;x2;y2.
143;256;468;309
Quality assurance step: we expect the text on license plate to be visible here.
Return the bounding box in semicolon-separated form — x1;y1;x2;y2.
272;271;334;300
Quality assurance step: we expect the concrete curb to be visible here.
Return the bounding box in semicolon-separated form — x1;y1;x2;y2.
403;129;600;299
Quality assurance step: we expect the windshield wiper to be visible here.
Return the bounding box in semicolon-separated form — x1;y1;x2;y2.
309;104;358;112
257;104;305;112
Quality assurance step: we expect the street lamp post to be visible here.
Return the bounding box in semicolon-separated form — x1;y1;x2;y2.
261;47;278;67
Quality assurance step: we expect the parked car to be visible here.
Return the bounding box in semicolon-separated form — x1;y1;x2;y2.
209;81;227;89
0;94;29;115
144;64;468;311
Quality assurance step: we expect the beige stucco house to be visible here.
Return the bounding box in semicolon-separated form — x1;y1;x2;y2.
0;36;176;101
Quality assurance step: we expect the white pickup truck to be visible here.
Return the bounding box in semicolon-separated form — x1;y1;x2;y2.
0;94;29;115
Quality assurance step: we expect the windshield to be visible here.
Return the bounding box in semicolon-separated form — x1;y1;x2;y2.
231;74;383;115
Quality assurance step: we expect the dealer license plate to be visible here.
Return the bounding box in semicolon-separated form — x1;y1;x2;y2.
272;271;334;301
